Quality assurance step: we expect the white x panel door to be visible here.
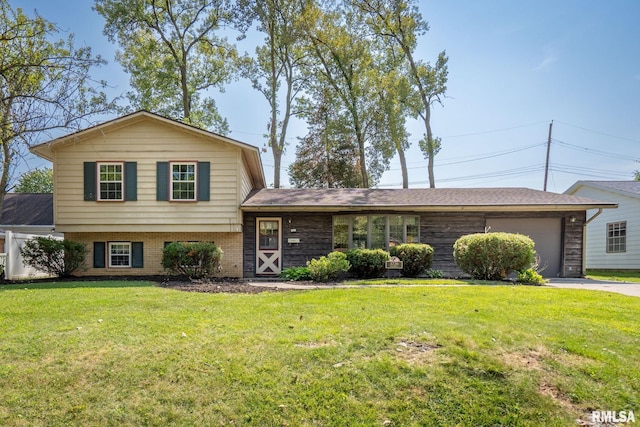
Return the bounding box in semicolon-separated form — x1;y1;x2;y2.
256;218;282;275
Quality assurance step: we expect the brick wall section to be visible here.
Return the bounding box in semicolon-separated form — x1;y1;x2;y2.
65;232;243;277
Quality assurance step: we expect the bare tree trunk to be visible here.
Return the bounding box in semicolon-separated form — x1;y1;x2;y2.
397;144;408;188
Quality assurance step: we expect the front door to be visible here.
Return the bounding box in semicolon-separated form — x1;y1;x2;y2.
256;217;282;275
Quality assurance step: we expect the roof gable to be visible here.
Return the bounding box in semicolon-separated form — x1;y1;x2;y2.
565;181;640;200
1;193;53;226
29;110;265;189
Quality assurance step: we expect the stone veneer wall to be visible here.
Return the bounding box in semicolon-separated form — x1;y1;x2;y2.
65;231;243;277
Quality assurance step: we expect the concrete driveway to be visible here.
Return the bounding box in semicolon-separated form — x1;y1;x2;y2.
545;278;640;297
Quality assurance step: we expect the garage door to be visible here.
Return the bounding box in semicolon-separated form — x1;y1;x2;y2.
485;218;562;278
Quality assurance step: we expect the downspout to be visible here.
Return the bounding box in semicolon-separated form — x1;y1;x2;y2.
581;209;603;276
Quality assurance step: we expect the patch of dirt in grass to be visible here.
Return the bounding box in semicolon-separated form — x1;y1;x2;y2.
394;339;443;364
294;341;336;349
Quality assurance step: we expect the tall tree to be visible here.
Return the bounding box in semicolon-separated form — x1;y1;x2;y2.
94;0;243;133
299;2;394;188
241;0;310;188
289;90;362;188
1;1;113;215
356;0;448;188
634;170;640;181
14;167;53;193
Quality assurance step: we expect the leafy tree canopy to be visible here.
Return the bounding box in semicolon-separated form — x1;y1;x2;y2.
14;168;53;193
94;0;246;133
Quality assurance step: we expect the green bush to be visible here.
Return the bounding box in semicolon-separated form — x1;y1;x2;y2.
161;241;223;279
453;232;536;280
20;237;88;277
517;268;546;285
346;248;390;279
389;243;434;277
280;266;313;281
423;268;445;279
306;251;350;282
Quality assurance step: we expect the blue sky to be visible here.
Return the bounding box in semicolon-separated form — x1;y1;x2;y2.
13;0;640;193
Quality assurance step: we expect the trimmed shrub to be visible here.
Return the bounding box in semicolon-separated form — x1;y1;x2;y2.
20;237;88;277
161;241;223;279
346;248;390;279
306;251;350;282
389;243;434;277
453;232;536;280
280;266;313;281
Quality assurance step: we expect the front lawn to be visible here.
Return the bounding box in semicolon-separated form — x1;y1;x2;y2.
586;269;640;283
1;281;638;426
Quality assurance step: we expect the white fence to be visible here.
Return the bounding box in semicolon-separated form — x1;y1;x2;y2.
1;231;61;280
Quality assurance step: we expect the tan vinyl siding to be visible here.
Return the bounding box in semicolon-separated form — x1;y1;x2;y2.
240;156;253;201
54;119;244;232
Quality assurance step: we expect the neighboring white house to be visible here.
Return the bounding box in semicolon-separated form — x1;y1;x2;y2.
0;193;63;280
565;181;639;270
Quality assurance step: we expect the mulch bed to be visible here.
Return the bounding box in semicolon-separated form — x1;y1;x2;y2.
1;275;299;294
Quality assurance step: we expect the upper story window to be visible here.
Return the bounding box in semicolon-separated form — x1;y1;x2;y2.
606;221;626;253
98;162;124;201
333;215;420;251
170;162;197;201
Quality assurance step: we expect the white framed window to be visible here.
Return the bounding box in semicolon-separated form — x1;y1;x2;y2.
170;162;197;201
333;215;420;250
98;162;124;201
109;242;131;267
606;221;626;253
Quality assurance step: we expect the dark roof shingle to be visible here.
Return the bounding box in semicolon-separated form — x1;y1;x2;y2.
1;193;54;226
242;187;616;211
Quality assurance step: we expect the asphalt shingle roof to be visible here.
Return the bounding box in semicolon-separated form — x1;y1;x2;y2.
571;181;640;198
242;187;616;211
1;193;54;225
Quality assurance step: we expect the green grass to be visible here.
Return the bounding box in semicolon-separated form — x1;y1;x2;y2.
586;269;640;283
1;281;639;426
345;277;500;286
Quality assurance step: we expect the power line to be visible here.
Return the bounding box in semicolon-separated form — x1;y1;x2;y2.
552;139;640;162
554;121;640;144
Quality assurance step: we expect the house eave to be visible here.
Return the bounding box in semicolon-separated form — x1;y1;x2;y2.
241;203;618;213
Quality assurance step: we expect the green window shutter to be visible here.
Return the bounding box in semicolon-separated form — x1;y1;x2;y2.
93;242;106;268
197;161;210;201
157;162;169;201
84;162;96;201
125;162;137;201
132;242;144;268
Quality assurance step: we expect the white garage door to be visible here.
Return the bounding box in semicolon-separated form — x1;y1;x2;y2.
485;218;562;278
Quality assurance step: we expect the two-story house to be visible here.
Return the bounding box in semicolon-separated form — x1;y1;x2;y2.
30;110;264;277
31;111;616;278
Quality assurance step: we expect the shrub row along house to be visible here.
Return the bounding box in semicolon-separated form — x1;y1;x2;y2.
30;111;616;278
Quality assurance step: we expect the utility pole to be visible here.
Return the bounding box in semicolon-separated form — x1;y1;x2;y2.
543;120;553;191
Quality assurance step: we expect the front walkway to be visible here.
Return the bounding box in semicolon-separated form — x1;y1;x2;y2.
545;278;640;297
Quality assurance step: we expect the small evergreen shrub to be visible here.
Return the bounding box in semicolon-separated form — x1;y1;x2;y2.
306;251;350;282
389;243;434;277
517;268;546;285
20;237;88;277
346;248;390;279
280;266;313;281
453;232;536;280
423;268;445;279
161;241;223;279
